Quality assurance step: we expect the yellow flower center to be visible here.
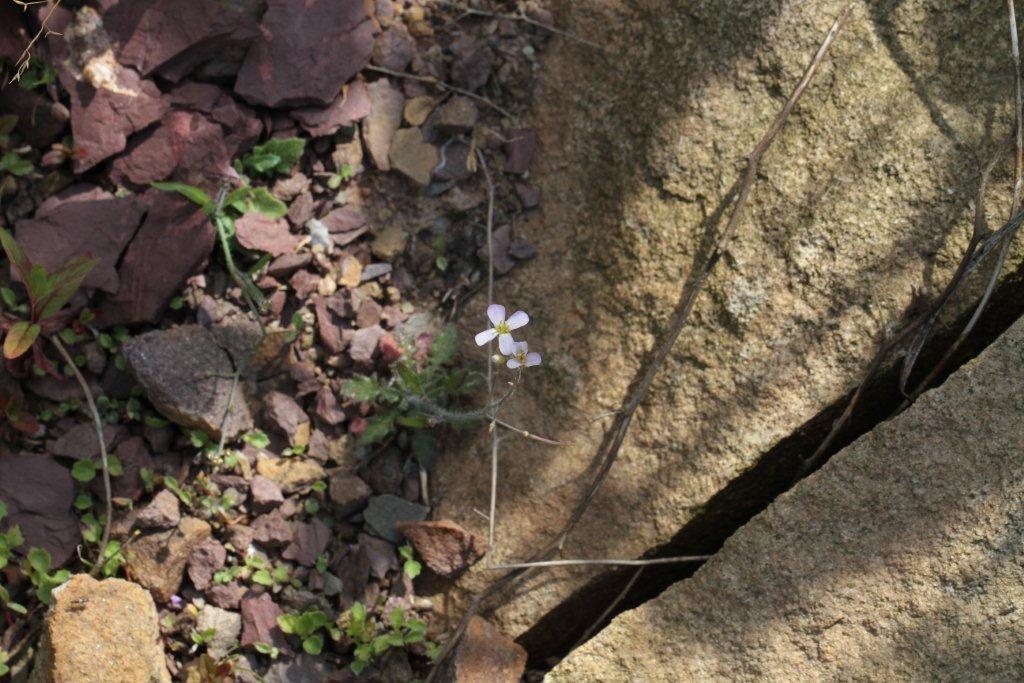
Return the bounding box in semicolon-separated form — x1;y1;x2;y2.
494;321;510;334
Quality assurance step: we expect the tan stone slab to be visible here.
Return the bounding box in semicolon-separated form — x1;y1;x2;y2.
433;0;1024;638
548;314;1024;680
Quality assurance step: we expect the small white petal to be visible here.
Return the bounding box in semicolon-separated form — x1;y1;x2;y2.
506;310;529;330
506;358;522;369
498;334;516;355
475;328;498;346
525;352;542;367
487;304;506;326
512;340;528;354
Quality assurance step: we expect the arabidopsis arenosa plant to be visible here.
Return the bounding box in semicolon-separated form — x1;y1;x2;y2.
474;304;529;355
506;341;541;369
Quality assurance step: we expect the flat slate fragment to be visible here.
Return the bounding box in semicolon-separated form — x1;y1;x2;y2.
234;0;375;108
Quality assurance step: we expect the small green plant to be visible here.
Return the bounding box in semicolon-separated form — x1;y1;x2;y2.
164;476;193;507
0;502;23;569
0;227;99;370
253;641;280;659
342;325;477;467
23;547;70;605
237;138;306;177
191;627;218;648
0;583;27;616
17;59;57;90
71;455;123;483
241;429;270;449
399;544;422;579
345;603;435;675
0;649;10;677
277;608;340;655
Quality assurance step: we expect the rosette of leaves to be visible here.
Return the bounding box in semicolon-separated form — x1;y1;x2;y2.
342;326;477;468
0;228;98;374
277;608;340;655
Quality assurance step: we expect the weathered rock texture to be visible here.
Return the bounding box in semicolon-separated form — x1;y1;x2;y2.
433;0;1024;640
549;313;1024;681
30;574;170;683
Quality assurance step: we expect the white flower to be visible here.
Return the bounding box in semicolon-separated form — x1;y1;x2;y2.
474;304;529;355
506;341;541;369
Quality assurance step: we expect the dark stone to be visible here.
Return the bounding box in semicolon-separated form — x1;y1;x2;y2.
187;537;228;591
0;86;69;147
291;79;371;138
0;452;79;567
123;325;255;439
395;519;487;578
504;129;536;174
250;475;285;513
450;36;493;92
282;518;331;567
240;591;290;653
371;24;415;72
110;109;231;188
135;489;181;531
14;187;145;293
99;191;215;327
328;471;371;516
234;0;375;108
363;495;428;543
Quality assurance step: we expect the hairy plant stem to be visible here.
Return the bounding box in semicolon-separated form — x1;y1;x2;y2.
50;335;111;574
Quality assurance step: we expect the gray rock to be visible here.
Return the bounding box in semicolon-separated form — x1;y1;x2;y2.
550;316;1024;681
124;517;212;604
430;96;478;135
328;471;372;516
363;494;429;543
250;475;285;513
123;325;254;440
135;489;181;531
195;604;242;661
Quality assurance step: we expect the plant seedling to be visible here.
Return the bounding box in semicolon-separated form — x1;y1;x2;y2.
0;227;99;373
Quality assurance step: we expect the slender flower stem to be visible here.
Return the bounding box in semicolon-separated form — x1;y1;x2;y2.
50;335;111;573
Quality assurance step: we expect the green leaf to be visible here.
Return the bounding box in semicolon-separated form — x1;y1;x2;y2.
27;547;52;575
37;255;101;319
341;376;382;402
244;138;305;176
430;325;459;367
403;558;422;579
252;569;273;586
0;227;33;287
302;634;324;655
0;152;32;177
3;321;39;359
242;430;270;449
360;415;394;444
0;500;5;520
396;414;429;429
71;459;97;483
151;182;213;210
248;188;287;218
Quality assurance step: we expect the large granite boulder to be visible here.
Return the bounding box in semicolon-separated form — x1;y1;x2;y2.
549;312;1024;681
433;0;1024;644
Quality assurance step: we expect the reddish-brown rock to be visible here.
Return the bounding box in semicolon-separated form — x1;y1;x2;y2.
395;519;487;578
234;0;375;108
292;79;372;138
439;616;526;683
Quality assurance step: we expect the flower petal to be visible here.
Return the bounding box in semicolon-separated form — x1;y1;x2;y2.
506;310;529;330
506;358;522;369
475;328;498;346
487;304;506;326
498;334;516;355
525;352;542;367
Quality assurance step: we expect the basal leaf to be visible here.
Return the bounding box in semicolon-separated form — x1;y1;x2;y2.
152;181;213;210
3;321;39;359
0;227;32;287
249;187;287;218
37;255;101;320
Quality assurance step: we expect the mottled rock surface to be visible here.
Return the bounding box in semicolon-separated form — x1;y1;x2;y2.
550;315;1024;682
30;575;169;683
435;0;1024;640
123;325;254;439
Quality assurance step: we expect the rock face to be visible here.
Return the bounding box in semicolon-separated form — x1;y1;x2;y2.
234;0;374;107
434;0;1024;641
30;574;170;683
123;325;254;439
549;315;1024;681
439;616;527;683
0;453;79;567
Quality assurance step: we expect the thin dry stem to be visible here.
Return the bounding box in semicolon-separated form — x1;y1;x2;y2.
439;1;603;50
367;65;513;119
51;335;111;573
426;7;855;678
9;0;61;85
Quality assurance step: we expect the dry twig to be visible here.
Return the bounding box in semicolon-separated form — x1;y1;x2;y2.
425;6;855;677
366;65;513;119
